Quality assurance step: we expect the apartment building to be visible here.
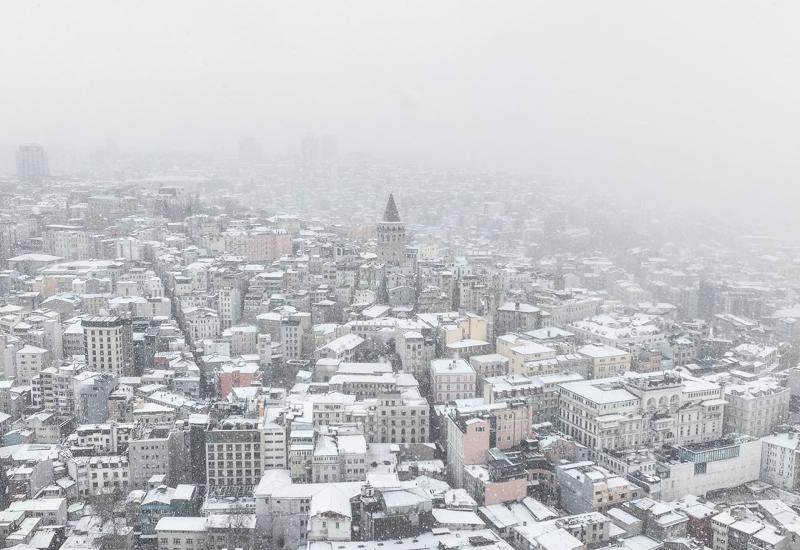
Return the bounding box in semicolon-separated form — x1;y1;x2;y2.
363;390;429;445
221;229;292;262
7;499;67;526
311;431;367;483
557;462;641;514
532;371;584;424
205;414;288;488
396;330;435;375
155;517;207;550
445;415;490;489
42;228;90;260
205;417;263;488
469;354;510;391
128;426;189;489
577;344;631;378
83;316;134;376
261;416;287;470
444;399;536;488
723;378;790;437
75;422;134;453
496;335;558;376
217;287;242;330
558;372;725;451
182;307;220;342
430;358;476;404
254;471;362;550
67;455;129;497
31;362;84;413
711;506;789;550
760;432;800;491
317;334;365;362
537;295;601;325
495;302;544;336
15;345;49;386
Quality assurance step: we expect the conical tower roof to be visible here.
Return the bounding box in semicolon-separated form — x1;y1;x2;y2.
382;193;401;222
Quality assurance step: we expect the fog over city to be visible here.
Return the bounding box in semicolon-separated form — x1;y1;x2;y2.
3;1;800;231
4;5;800;550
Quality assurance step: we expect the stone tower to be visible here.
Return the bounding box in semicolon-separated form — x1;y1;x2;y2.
377;193;406;266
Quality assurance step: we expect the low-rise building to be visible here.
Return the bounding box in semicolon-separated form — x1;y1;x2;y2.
431;358;476;403
7;498;67;525
469;354;510;391
723;378;790;437
155;517;207;550
760;432;800;491
577;344;631;378
658;436;763;501
558;371;725;451
15;345;50;386
556;462;641;514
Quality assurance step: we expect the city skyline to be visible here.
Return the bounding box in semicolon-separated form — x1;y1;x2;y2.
2;3;800;550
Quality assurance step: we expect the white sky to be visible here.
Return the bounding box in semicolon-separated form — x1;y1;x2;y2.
2;0;799;225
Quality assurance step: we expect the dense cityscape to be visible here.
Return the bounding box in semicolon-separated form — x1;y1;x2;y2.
0;140;798;550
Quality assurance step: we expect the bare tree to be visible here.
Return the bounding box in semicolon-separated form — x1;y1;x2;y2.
205;502;255;550
0;461;9;509
92;486;131;550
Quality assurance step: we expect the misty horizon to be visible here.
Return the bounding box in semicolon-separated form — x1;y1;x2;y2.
3;2;800;541
3;0;800;233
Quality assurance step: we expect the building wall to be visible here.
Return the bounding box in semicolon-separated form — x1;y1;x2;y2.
307;514;351;541
16;349;47;386
364;393;429;445
660;439;763;501
494;402;537;450
377;222;406;266
129;435;172;489
206;427;262;487
483;478;527;506
723;388;790;437
185;312;219;341
760;435;799;491
83;317;133;376
445;416;489;489
261;422;287;470
157;527;207;550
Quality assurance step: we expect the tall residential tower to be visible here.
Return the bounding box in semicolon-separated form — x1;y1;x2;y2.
16;144;49;180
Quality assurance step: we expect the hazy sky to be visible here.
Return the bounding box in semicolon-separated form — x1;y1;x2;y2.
2;1;800;226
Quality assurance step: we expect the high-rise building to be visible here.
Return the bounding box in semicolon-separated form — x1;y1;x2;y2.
320;133;338;162
217;287;242;330
16;144;49;180
301;134;319;165
205;415;287;488
15;345;50;386
376;193;406;266
238;136;262;163
82;316;134;376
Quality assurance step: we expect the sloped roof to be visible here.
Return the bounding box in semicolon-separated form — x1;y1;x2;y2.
309;485;353;518
382;193;401;222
